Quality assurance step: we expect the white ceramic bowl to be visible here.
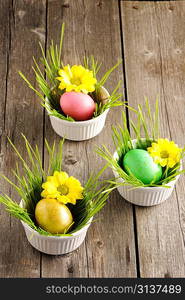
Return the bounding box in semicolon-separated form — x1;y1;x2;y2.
20;201;92;255
47;86;110;141
112;140;181;206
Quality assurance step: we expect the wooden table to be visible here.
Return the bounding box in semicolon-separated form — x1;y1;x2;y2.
0;0;185;278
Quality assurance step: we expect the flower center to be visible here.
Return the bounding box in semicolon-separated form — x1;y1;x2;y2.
57;184;69;195
71;77;81;86
160;150;169;159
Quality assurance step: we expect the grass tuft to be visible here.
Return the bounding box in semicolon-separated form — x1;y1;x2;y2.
97;100;185;188
19;23;124;122
0;137;111;236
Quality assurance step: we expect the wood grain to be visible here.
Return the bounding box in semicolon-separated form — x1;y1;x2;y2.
82;0;136;278
121;0;185;277
0;0;46;277
0;0;12;278
41;0;137;278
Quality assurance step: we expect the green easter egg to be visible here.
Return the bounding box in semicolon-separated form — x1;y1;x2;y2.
123;149;162;184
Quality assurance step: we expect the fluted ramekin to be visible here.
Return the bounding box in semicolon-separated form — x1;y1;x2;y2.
47;86;110;141
20;201;92;255
112;141;181;206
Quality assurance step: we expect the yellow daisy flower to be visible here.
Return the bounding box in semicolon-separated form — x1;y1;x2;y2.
147;138;182;168
56;64;97;94
41;171;84;205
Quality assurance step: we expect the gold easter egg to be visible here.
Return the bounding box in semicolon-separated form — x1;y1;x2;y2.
96;86;110;105
35;198;73;234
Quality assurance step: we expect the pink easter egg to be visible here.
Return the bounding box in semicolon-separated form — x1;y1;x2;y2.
60;92;96;121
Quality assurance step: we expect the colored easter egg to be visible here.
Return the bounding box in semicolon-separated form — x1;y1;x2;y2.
35;198;73;234
60;92;96;121
123;149;162;184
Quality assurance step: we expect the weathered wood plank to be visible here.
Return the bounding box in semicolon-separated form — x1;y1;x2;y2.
41;0;90;278
41;0;137;277
0;0;12;278
0;0;46;277
121;0;185;277
83;0;136;278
